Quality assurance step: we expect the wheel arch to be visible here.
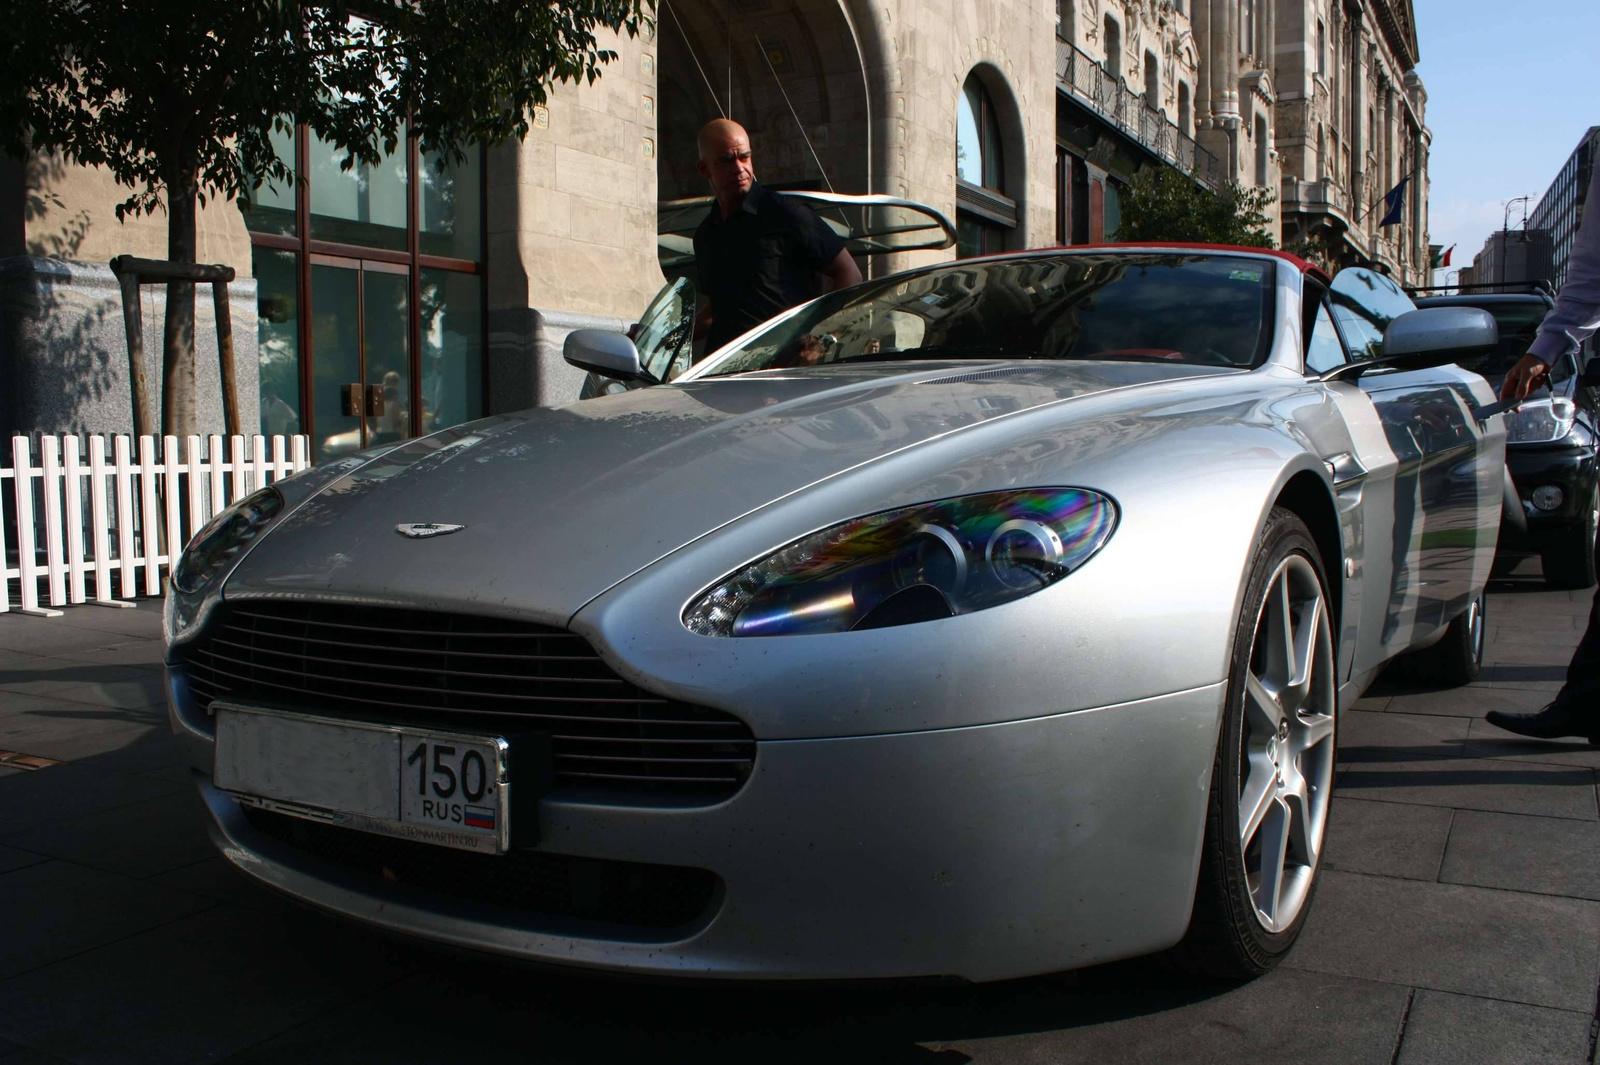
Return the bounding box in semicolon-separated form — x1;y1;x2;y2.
1271;468;1344;636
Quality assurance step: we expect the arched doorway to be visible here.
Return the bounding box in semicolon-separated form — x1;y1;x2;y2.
655;0;871;203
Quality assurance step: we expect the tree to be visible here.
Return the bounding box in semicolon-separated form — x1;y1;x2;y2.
2;0;650;434
1115;165;1276;248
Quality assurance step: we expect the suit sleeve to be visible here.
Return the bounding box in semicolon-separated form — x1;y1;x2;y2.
1528;162;1600;365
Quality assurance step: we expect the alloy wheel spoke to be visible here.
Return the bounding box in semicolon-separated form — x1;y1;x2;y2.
1282;595;1323;711
1245;672;1284;734
1282;761;1319;861
1255;797;1292;926
1265;575;1296;691
1292;711;1335;757
1239;759;1277;845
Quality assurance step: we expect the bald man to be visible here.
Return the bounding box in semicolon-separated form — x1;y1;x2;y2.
692;118;862;353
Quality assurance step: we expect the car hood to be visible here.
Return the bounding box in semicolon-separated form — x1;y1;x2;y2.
226;360;1236;623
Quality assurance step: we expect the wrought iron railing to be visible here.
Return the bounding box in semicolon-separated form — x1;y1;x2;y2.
1055;38;1223;189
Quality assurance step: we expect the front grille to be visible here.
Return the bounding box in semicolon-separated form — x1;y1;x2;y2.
179;601;755;801
244;807;719;931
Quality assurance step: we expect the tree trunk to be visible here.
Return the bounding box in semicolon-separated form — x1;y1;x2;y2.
161;169;199;437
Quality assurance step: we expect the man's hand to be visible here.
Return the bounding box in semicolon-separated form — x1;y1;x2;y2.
1500;352;1552;402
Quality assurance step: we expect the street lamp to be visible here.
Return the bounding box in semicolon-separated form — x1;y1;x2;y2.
1501;195;1531;288
1443;267;1461;293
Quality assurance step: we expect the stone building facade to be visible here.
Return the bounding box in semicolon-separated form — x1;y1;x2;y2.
1;0;1429;455
1274;0;1431;281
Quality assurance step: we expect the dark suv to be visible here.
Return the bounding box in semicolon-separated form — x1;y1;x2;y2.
1415;290;1598;588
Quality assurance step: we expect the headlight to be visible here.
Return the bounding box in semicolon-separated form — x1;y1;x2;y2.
170;487;284;594
1506;397;1577;444
683;488;1118;637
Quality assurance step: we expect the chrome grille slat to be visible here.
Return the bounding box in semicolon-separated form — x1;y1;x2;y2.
180;602;755;799
558;753;752;764
188;657;725;725
203;636;632;686
226;608;592;642
558;770;746;784
216;625;600;663
190;650;670;705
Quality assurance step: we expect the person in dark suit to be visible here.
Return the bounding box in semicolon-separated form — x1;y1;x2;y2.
692;118;861;354
1488;159;1600;741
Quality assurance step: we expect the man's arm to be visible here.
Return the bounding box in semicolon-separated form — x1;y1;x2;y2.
1503;164;1600;401
822;247;862;292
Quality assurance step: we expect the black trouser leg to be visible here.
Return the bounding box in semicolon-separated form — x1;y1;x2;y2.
1553;535;1600;712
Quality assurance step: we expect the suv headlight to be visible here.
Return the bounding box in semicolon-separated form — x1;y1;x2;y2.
1506;397;1577;444
683;488;1118;637
170;487;284;595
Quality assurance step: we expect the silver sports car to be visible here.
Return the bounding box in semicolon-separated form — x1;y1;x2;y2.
165;245;1504;982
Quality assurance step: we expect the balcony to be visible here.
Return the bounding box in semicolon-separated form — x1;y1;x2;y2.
1280;177;1350;226
1055;39;1224;190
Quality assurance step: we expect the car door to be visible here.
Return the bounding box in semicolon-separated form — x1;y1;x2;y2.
1329;268;1501;658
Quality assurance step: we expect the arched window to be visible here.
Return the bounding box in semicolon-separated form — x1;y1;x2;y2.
1255;114;1270;186
1177;82;1191;136
955;72;1015;258
1144;51;1159;110
1057;0;1076;45
956;76;1003;191
1104;17;1122;80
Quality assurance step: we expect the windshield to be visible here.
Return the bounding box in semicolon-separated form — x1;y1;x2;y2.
700;253;1277;377
1454;303;1568;381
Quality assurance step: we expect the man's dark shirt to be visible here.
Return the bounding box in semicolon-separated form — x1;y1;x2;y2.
694;181;846;352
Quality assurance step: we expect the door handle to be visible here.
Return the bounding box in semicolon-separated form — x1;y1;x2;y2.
365;383;385;416
340;383;362;417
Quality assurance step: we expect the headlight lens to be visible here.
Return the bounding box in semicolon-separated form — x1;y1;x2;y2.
683;488;1118;637
170;487;284;595
1506;397;1577;444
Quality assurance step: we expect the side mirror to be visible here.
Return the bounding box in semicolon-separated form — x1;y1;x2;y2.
563;329;658;384
1318;307;1498;383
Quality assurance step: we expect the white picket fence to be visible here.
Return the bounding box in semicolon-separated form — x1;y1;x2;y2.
2;434;310;617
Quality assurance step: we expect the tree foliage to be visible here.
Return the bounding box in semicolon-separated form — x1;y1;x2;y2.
1;0;650;432
1115;165;1277;248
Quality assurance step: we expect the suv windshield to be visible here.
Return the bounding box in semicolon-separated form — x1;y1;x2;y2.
701;253;1277;376
1459;302;1562;379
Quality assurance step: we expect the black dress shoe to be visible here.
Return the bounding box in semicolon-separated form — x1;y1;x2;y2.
1485;704;1599;744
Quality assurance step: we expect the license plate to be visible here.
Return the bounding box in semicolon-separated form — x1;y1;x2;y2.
212;703;511;854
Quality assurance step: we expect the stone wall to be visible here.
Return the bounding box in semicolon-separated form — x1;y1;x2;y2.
0;257;259;441
4;154;253;274
485;25;663;413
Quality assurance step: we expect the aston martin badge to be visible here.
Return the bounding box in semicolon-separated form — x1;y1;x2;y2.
395;523;466;539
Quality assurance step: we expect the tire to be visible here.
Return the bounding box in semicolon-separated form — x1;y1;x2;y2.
1541;486;1599;590
1387;589;1486;688
1171;508;1338;980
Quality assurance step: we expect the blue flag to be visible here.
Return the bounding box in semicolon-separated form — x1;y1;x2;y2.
1379;178;1408;227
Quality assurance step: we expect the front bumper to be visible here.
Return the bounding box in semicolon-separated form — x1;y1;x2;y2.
1501;443;1598;549
172;668;1224;982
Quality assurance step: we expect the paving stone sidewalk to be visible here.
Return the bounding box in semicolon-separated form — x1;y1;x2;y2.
0;564;1596;1064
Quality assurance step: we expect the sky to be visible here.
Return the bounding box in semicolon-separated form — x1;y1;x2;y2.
1412;0;1600;283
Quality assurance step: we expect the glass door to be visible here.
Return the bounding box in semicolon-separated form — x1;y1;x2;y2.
309;256;412;460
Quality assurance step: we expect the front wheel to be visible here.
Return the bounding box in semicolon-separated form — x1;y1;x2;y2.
1172;508;1338;979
